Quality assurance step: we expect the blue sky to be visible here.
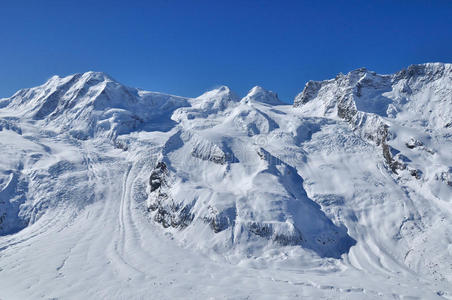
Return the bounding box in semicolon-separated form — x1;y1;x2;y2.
1;0;451;102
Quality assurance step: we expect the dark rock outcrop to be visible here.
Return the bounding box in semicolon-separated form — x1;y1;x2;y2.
148;162;194;229
149;162;167;192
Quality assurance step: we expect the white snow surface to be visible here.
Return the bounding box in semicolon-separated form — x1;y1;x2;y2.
0;64;451;299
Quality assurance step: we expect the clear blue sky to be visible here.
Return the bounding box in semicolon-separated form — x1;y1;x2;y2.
1;0;451;102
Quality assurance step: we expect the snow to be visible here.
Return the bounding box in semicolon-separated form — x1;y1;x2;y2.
0;64;451;299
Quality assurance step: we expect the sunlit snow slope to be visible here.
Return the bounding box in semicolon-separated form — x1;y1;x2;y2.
0;64;451;299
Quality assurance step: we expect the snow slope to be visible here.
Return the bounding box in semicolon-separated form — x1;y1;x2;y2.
0;64;451;299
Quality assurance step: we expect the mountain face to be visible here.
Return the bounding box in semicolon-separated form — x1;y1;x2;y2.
0;64;451;299
294;63;452;182
2;71;190;140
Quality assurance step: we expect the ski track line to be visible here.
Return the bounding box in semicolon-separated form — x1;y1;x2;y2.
108;160;145;281
51;146;113;278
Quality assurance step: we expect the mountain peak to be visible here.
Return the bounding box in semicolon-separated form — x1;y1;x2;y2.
46;71;114;84
395;62;452;80
242;86;283;105
193;85;240;111
38;71;118;97
80;71;115;82
197;85;236;98
293;62;452;130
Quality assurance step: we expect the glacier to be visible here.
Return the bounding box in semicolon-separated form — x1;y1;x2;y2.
0;63;451;299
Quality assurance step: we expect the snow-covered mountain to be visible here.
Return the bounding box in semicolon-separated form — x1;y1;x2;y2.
0;63;451;299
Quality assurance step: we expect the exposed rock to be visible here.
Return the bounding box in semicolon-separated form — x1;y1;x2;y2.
248;222;304;246
149;162;168;192
0;119;22;134
190;140;227;164
406;138;423;149
409;169;423;179
379;125;405;174
0;213;5;230
203;206;236;233
435;169;452;186
148;161;194;229
294;81;324;105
